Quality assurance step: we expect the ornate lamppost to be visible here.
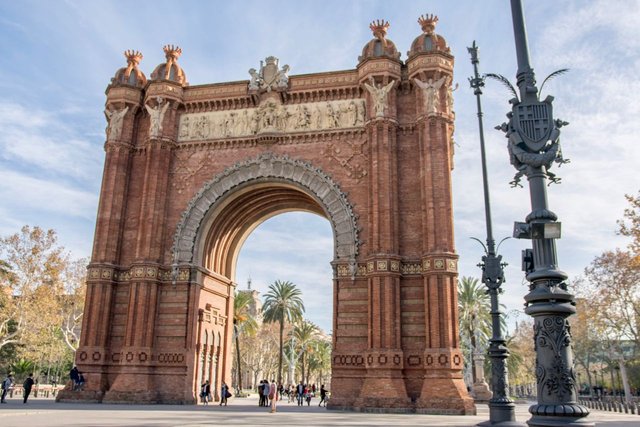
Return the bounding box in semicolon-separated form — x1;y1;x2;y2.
468;41;525;427
493;1;593;426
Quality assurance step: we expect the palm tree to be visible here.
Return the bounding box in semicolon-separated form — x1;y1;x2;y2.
458;276;492;383
291;320;319;383
262;280;304;383
307;338;331;386
233;291;258;391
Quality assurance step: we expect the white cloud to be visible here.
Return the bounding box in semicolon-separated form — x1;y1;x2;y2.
0;102;103;181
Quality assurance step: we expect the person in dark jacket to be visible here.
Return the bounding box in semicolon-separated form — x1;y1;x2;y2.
69;367;79;391
1;374;13;403
23;374;35;404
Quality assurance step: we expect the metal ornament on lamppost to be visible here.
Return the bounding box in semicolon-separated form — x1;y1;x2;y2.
468;41;525;427
492;1;593;426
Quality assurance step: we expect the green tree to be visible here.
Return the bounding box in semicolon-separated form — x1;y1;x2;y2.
262;280;304;383
291;320;319;383
458;276;492;383
584;250;640;348
307;338;331;386
0;226;68;352
233;290;258;391
507;320;536;392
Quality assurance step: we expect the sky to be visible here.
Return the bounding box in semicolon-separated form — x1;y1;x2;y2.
0;0;638;335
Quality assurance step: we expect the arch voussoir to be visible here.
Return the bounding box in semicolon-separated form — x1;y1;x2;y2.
172;153;360;265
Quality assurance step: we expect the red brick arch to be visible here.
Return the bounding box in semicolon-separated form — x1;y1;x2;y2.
173;153;360;273
62;19;475;414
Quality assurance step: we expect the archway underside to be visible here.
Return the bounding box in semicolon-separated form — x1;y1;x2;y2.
203;184;326;279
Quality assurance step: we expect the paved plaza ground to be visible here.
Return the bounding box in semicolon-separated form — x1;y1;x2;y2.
0;395;637;426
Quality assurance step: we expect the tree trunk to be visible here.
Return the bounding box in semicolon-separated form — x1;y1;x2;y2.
469;318;477;383
278;316;284;384
234;323;243;391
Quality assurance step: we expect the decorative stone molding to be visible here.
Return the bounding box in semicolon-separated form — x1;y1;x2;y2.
87;265;190;283
173;153;360;265
424;349;464;370
407;55;453;75
421;256;457;274
334;261;429;277
321;139;368;184
177;99;365;141
332;353;365;367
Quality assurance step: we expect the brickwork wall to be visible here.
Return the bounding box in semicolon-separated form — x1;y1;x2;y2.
59;28;475;415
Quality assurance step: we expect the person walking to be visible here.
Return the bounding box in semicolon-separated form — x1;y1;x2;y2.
220;381;229;406
200;380;210;405
261;379;270;407
22;374;35;404
304;384;312;406
269;380;277;413
258;380;265;407
296;381;304;406
69;366;79;391
318;384;328;407
1;374;13;403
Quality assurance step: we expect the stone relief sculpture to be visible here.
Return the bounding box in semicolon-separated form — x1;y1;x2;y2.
414;76;446;115
104;106;129;140
247;56;290;92
446;76;459;114
179;116;190;139
248;68;263;90
145;97;170;138
177;99;366;141
363;77;395;117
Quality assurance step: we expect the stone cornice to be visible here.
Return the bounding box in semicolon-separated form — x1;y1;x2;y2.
333;254;458;278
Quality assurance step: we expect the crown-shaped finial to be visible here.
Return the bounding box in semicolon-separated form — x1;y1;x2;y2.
418;14;438;35
369;19;390;41
124;50;143;65
163;44;182;61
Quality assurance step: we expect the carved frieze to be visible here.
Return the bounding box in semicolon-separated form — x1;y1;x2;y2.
177;99;365;141
334;261;429;277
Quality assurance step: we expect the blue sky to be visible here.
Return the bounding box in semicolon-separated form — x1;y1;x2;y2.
1;0;638;335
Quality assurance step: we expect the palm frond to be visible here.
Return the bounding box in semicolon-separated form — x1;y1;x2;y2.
485;73;519;100
539;68;569;95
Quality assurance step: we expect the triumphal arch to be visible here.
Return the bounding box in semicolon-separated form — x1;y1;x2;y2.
58;15;474;413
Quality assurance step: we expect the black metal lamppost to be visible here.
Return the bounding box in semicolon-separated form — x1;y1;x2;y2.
468;41;525;427
495;1;593;425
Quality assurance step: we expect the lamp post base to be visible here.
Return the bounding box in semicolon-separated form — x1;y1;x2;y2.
476;401;527;426
527;415;595;427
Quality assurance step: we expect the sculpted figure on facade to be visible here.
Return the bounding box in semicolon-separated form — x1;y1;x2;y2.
356;101;365;125
364;77;395;117
247;57;290;92
250;110;260;134
248;68;263;90
414;76;446;115
446;76;459;114
225;113;236;137
296;105;311;130
193;115;208;139
146;97;170;138
105;106;129;140
236;110;250;135
277;64;290;89
326;103;340;128
345;101;358;127
179;116;190;139
313;105;323;129
176;99;367;141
